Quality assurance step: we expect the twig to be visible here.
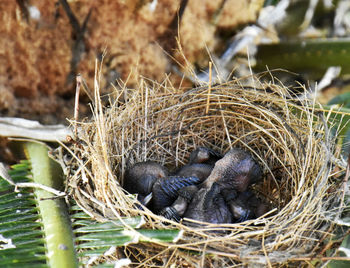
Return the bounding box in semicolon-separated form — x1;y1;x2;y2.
74;74;81;138
157;0;188;55
168;0;188;31
291;256;350;261
16;0;29;22
80;75;94;102
337;151;350;220
205;62;212;114
0;117;71;142
59;0;92;84
217;96;232;147
17;183;65;197
262;232;272;268
59;0;80;33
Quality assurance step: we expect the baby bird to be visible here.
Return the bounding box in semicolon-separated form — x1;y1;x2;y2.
188;147;222;165
223;190;269;223
162;148;262;223
175;163;213;182
151;175;201;213
183;182;232;224
159;147;222;219
202;148;262;195
160;184;198;222
123;161;168;205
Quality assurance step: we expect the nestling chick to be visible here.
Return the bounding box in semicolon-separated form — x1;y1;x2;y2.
189;147;222;165
223;190;269;223
166;148;262;224
183;182;232;224
175;163;213;182
151;175;201;213
123;161;168;205
203;148;262;195
160;185;198;222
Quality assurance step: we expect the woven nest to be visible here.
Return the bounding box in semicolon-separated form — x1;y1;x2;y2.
66;75;345;267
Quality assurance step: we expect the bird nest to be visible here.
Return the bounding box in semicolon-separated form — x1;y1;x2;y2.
66;75;345;266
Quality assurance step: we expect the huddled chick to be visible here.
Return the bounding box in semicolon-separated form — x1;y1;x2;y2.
123;147;268;224
123;161;168;205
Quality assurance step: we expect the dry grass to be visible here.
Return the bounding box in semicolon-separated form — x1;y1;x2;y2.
65;66;346;266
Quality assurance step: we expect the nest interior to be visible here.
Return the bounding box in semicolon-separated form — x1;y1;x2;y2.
67;76;344;266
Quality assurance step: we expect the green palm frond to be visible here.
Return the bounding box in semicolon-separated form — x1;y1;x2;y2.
74;206;182;266
0;142;182;267
0;161;48;268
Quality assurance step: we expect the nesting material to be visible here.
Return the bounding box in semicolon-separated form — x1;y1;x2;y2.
67;75;345;266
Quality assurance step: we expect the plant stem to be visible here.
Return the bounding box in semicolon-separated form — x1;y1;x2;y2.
24;141;78;268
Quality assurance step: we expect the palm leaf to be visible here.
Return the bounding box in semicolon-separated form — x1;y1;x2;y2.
0;161;47;268
0;141;182;267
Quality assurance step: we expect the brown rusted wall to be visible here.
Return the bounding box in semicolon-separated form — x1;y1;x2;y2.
0;0;260;123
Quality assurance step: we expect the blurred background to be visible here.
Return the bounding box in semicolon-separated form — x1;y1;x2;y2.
1;0;350;124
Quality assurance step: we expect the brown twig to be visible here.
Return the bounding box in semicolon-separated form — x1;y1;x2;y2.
205;62;213;115
158;0;188;55
59;0;92;84
16;0;29;22
290;256;350;261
